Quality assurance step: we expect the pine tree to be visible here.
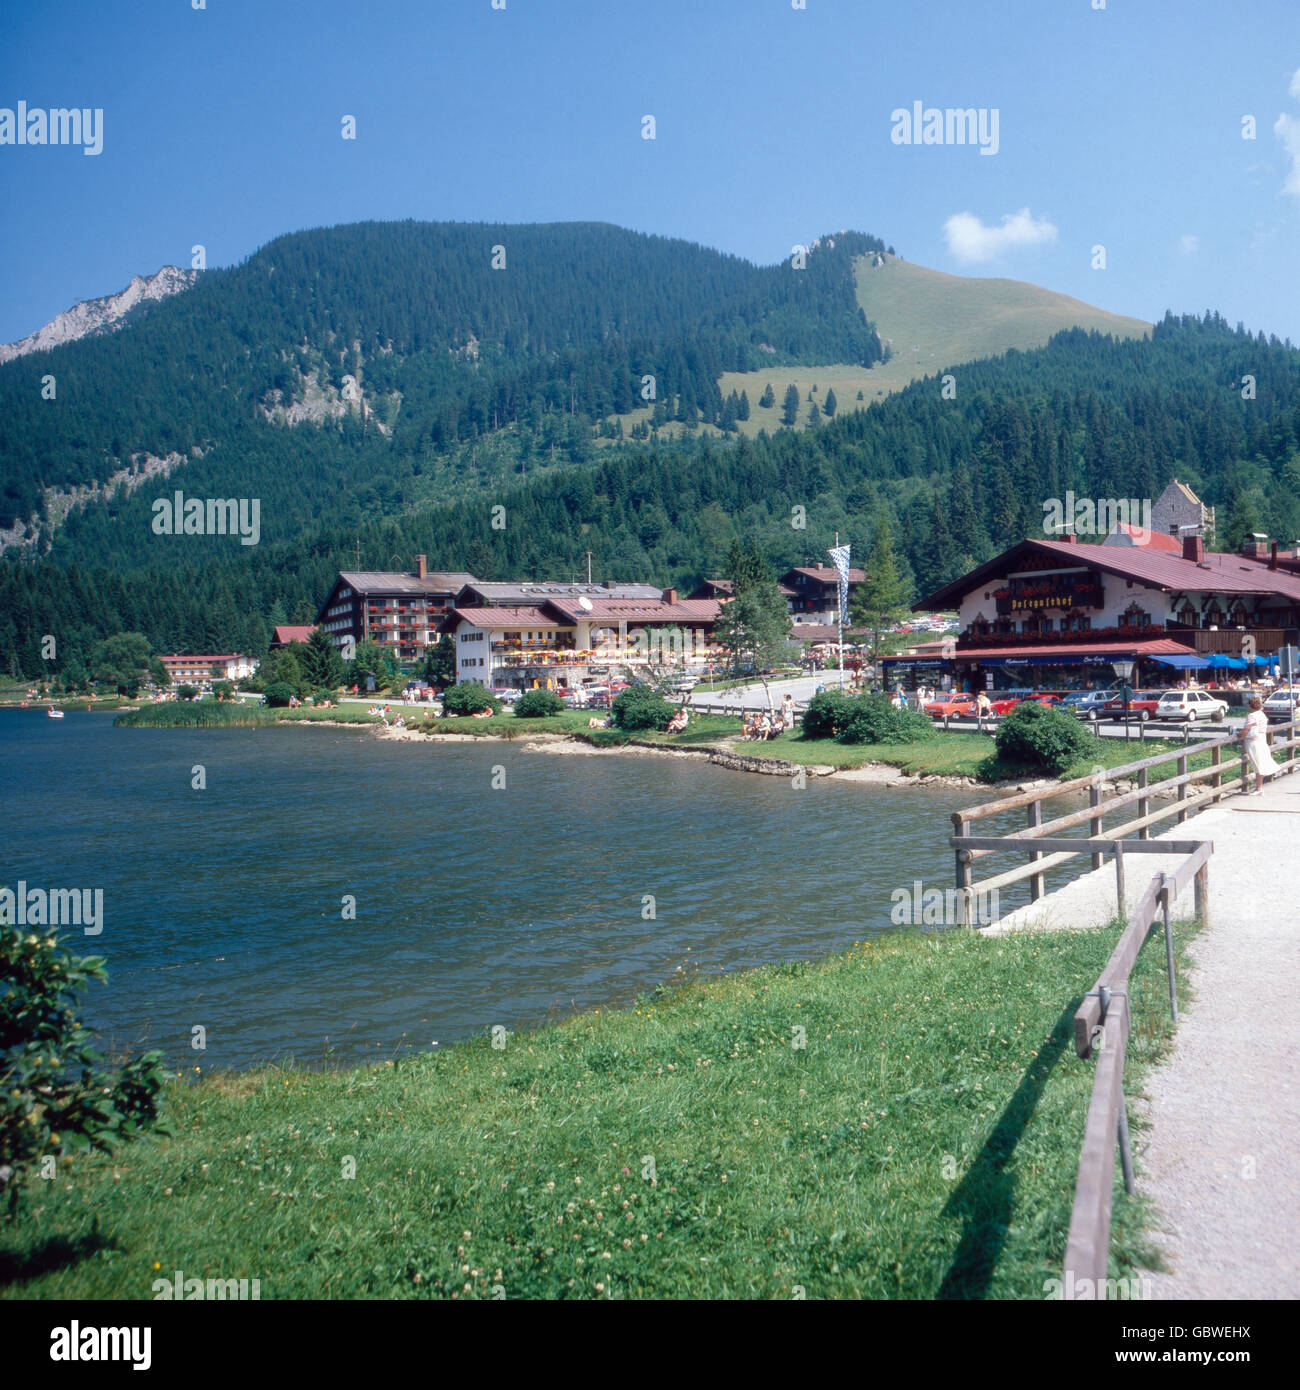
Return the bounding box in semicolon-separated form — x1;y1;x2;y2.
737;390;750;421
759;383;775;409
781;384;800;427
850;515;911;669
823;388;837;418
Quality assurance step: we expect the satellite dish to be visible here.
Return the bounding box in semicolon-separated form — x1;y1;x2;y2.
578;597;593;611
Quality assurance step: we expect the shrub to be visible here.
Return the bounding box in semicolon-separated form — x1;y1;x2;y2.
839;694;935;745
801;690;859;739
0;926;170;1214
212;680;235;702
263;681;297;708
992;702;1100;775
611;686;675;731
514;689;565;718
177;685;198;701
442;684;502;716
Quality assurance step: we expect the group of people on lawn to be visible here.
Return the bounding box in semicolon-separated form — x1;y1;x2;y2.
741;694;796;741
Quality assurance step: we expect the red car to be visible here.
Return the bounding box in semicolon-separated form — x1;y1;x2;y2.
925;694;976;718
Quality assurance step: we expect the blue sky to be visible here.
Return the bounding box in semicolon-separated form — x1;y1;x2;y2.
1;0;1298;344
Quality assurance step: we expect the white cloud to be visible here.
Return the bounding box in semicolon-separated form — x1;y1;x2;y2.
1178;234;1199;255
943;208;1058;263
1276;67;1300;196
1276;112;1300;196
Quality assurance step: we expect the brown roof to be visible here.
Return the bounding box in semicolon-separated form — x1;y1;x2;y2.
916;538;1300;612
339;569;476;596
443;606;560;630
786;565;867;584
545;597;722;624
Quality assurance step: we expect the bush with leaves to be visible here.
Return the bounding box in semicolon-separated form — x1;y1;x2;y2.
991;701;1100;775
176;685;198;701
611;685;674;731
838;694;934;745
263;681;297;707
1;926;169;1214
800;690;860;739
442;684;502;716
514;689;565;718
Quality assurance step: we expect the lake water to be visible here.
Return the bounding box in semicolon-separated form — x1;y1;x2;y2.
1;711;1021;1069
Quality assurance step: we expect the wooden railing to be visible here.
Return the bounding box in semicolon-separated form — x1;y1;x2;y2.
1060;840;1211;1297
948;719;1300;924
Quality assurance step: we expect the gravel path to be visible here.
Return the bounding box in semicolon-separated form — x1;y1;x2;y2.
1135;776;1300;1299
982;767;1300;1297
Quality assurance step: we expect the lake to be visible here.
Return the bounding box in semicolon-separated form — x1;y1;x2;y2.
1;711;1015;1069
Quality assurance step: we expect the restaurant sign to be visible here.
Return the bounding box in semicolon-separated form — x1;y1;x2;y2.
994;573;1104;614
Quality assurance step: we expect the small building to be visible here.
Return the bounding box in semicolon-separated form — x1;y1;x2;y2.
779;565;866;624
160;653;258;686
1151;478;1215;543
269;624;318;650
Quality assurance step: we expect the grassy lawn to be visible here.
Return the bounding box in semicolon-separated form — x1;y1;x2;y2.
0;924;1190;1300
738;725;1242;785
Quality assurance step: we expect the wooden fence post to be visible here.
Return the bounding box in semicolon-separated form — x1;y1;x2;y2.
1137;766;1149;838
1210;743;1222;804
1089;784;1104;870
1176;753;1188;824
952;814;971;927
1028;800;1044;901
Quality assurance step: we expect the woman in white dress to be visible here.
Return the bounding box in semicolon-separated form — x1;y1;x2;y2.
1240;696;1278;795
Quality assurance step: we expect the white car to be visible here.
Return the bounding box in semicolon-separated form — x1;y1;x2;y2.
1154;689;1229;723
1263;687;1300;723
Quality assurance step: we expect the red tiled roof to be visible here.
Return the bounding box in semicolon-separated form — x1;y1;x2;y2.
443;606;560;630
272;625;317;644
545;597;722;623
916;538;1300;611
1105;524;1182;553
949;638;1197;661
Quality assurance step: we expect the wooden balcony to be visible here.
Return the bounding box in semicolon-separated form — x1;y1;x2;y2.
1166;626;1288;656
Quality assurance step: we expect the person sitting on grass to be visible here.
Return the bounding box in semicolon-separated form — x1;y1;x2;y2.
665;708;689;735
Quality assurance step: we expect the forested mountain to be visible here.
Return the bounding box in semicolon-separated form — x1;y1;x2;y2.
1;217;1298;682
0;221;885;537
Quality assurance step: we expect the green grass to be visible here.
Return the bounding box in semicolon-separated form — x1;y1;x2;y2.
0;924;1192;1300
599;252;1150;443
743;725;1235;784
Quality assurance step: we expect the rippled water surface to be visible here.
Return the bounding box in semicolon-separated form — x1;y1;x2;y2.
2;711;1016;1068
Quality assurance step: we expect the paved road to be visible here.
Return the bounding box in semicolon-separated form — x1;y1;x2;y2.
688;672;852;711
988;768;1300;1299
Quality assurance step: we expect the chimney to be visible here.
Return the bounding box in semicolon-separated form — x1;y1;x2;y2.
415;554;427;579
1062;533;1079;545
1182;533;1204;563
1271;541;1279;571
662;587;677;605
603;579;616;590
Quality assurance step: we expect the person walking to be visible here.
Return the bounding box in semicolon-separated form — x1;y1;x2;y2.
781;692;796;731
1239;696;1278;795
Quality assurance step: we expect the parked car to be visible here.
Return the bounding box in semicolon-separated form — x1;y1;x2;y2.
1153;689;1229;723
490;687;521;704
1058;690;1125;721
924;693;976;718
670;674;699;693
1263;687;1300;722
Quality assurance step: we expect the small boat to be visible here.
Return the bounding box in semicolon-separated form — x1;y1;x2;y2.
46;706;64;719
